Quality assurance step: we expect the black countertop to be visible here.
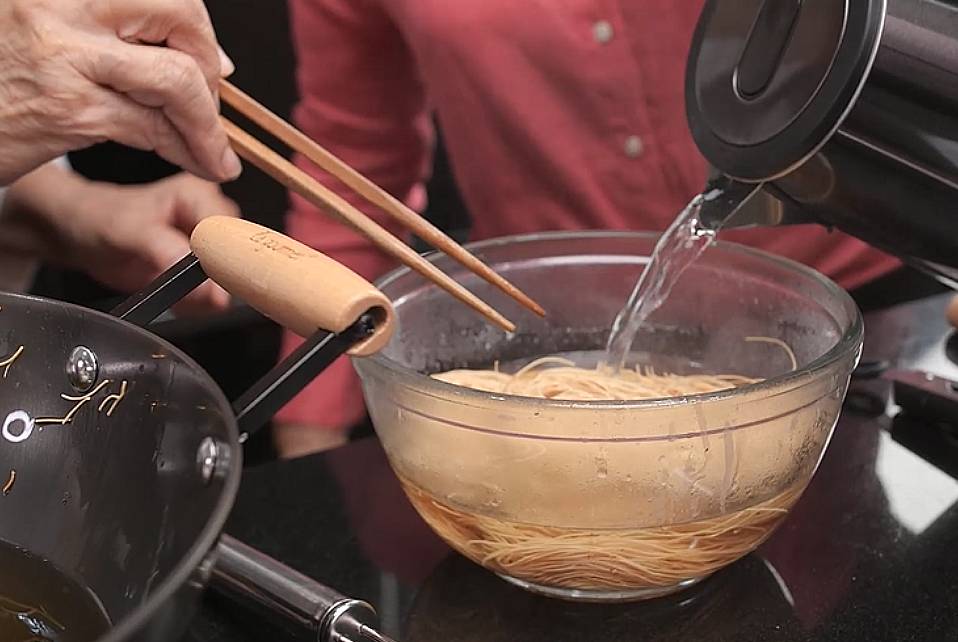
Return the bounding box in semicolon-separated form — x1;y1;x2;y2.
187;295;958;642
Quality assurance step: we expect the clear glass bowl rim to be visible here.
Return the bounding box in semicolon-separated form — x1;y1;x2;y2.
358;230;864;413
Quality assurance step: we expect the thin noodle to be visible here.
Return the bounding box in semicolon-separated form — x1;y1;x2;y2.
745;336;798;371
1;469;14;496
418;352;801;592
434;360;759;402
400;474;801;591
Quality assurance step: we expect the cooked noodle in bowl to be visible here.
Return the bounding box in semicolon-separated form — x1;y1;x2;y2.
354;232;862;602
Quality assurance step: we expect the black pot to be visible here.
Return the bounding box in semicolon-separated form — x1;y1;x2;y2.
0;217;395;642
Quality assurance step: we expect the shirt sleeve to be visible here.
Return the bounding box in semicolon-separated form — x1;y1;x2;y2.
276;0;433;430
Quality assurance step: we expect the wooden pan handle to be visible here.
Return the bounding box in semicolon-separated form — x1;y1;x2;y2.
190;217;394;357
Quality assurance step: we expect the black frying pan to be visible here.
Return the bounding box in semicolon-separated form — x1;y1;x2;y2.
0;217;396;642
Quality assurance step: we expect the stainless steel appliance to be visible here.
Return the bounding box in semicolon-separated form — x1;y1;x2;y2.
687;0;958;287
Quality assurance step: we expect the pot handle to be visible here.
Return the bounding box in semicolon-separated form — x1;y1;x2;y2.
211;534;396;642
190;216;394;357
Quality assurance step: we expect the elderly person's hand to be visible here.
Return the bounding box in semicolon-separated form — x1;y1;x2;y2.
0;163;240;315
0;0;241;186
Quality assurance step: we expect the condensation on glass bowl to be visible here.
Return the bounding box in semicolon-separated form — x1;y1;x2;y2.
353;231;863;602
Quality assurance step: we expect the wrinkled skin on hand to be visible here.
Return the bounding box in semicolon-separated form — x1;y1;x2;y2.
2;166;241;315
0;0;241;185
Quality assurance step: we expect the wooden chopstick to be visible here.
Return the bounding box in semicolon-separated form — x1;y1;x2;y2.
222;118;516;333
219;80;545;318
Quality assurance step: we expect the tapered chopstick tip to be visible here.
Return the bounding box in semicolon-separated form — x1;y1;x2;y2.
491;314;516;334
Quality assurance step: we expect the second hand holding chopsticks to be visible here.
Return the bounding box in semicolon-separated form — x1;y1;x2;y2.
219;80;545;332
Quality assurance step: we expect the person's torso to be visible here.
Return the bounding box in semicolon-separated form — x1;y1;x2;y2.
381;0;900;289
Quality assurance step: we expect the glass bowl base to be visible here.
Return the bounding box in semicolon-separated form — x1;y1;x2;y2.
497;573;706;603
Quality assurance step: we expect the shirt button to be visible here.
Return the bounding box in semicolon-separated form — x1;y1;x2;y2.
624;135;643;158
593;20;614;44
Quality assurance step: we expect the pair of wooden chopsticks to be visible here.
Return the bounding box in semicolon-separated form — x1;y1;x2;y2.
218;80;544;332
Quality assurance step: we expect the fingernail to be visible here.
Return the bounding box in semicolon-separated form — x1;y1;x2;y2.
218;46;236;77
222;147;242;180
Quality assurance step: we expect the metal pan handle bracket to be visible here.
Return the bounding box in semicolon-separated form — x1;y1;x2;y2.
111;254;207;325
212;534;397;642
113;217;395;358
232;312;377;441
111;219;396;438
189;216;394;357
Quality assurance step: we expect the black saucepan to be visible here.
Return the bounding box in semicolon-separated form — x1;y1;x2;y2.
0;216;396;642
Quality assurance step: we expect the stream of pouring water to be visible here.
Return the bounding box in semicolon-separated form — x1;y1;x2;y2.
604;195;715;370
605;183;761;370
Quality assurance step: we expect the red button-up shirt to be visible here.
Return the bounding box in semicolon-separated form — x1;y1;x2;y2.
278;0;900;429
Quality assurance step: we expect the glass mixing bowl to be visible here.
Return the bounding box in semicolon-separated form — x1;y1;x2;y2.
353;231;862;602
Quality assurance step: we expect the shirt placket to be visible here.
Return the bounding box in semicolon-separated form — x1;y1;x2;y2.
590;0;663;211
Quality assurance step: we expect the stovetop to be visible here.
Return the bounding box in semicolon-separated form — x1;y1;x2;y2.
185;295;958;642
